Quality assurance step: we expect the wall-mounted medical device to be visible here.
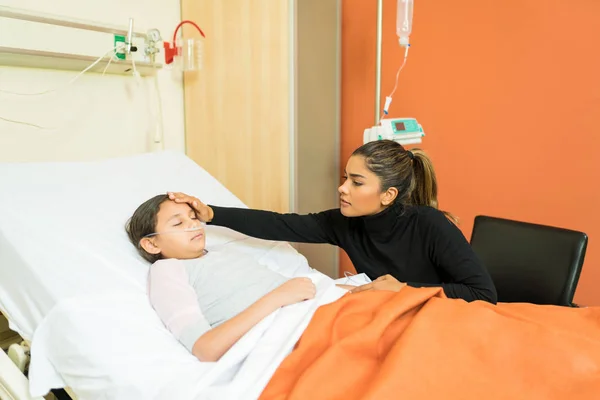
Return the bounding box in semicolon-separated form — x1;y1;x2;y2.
163;20;206;72
0;6;163;76
0;6;168;151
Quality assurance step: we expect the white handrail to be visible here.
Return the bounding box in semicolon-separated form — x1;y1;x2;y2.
0;5;147;38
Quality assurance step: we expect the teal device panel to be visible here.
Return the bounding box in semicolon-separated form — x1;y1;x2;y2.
391;119;422;134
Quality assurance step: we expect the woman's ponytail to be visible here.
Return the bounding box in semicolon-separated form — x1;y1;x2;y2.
409;149;438;209
409;149;458;224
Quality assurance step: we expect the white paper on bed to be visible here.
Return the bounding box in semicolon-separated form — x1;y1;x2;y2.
29;272;345;400
0;151;320;397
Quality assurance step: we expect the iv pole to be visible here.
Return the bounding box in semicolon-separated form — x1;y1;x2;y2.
374;0;383;125
369;0;423;145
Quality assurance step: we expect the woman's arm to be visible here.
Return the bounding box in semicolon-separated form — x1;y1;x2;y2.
168;192;344;245
413;209;498;304
149;260;316;362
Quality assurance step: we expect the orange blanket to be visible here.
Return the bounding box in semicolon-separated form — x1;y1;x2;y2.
260;287;600;400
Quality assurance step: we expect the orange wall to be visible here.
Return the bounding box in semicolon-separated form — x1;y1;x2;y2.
340;0;600;305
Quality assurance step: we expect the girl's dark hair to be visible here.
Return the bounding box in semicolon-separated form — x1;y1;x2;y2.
125;194;170;263
352;140;457;224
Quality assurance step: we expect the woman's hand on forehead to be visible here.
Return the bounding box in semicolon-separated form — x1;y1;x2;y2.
167;192;214;222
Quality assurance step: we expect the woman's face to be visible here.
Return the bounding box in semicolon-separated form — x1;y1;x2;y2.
338;155;393;217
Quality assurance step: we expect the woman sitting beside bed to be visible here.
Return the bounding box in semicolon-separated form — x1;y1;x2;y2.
125;194;321;362
168;140;497;304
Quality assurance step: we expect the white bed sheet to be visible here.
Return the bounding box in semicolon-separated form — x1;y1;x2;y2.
29;272;347;400
0;150;328;398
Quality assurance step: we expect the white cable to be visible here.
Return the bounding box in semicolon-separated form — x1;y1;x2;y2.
0;47;117;96
131;57;139;77
0;47;118;129
152;73;165;149
0;115;52;130
130;55;162;150
148;53;165;150
130;57;145;91
102;50;119;76
0;46;154;132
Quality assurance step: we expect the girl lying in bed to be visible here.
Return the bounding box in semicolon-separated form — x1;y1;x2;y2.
125;194;343;363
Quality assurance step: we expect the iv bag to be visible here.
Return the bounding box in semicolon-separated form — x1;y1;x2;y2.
396;0;414;46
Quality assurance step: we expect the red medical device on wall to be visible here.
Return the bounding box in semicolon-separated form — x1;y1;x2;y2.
163;20;206;68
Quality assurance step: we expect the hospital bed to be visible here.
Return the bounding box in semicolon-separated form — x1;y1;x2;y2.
0;151;359;400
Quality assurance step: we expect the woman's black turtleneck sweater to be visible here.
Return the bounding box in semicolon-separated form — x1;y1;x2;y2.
208;203;497;304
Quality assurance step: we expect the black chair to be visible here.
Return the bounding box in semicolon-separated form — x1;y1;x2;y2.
470;215;588;306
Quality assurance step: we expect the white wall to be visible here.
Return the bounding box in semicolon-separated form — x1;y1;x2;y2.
0;0;185;162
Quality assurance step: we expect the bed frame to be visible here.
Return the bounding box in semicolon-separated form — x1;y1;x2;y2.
0;345;43;400
0;342;76;400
